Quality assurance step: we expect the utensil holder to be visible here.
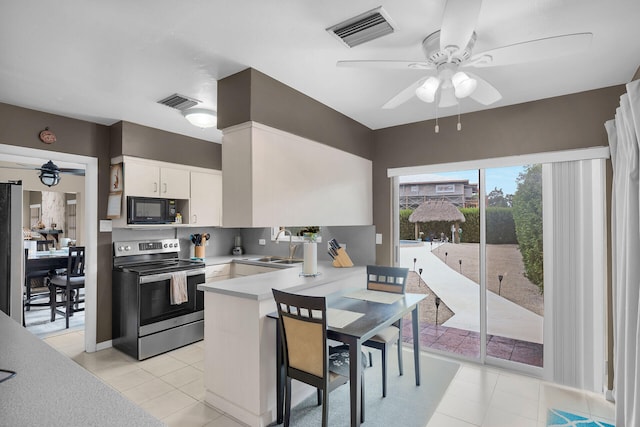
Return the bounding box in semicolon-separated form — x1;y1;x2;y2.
332;247;354;268
194;245;205;259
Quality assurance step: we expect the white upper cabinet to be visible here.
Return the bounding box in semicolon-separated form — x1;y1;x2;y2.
111;156;222;228
159;167;190;199
124;159;190;200
222;122;372;227
190;170;222;226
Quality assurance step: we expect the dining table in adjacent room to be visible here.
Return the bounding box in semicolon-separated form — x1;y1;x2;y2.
24;249;69;311
270;288;427;427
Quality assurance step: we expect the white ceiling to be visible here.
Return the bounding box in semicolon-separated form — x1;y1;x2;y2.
1;0;638;144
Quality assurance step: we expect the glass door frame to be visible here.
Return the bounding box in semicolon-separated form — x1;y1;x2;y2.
388;147;609;377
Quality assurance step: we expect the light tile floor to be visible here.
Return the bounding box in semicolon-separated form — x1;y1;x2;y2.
43;330;615;427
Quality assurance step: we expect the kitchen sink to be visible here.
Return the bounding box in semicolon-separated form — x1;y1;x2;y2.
249;256;303;264
273;259;303;264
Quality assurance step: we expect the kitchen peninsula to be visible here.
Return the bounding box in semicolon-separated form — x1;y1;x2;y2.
198;261;365;427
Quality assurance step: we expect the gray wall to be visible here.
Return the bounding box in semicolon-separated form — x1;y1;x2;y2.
111;121;221;170
240;226;376;266
218;68;372;160
0;102;113;342
111;225;375;266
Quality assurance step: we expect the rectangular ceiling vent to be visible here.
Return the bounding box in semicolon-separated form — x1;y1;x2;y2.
157;93;200;111
327;6;395;48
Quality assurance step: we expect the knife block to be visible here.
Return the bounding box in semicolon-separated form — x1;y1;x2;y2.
332;247;354;268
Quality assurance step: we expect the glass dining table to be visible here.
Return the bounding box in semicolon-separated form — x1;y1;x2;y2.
271;288;427;427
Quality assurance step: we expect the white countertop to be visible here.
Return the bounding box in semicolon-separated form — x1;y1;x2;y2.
0;312;163;426
198;261;365;300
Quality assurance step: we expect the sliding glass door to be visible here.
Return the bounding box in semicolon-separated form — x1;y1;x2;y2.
398;165;544;371
485;166;544;368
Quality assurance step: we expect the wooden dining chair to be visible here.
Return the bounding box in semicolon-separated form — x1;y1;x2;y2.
49;246;85;328
362;265;409;397
272;289;366;427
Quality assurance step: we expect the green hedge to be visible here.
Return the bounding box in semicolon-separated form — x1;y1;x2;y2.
400;206;516;244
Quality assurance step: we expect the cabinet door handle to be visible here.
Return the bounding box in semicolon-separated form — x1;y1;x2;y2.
154;182;158;193
163;183;167;194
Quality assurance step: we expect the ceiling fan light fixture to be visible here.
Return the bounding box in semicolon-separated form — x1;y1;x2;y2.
39;160;61;187
182;108;217;128
415;77;441;103
451;71;477;98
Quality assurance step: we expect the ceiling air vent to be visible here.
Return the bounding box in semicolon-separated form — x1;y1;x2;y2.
157;93;200;111
327;6;395;48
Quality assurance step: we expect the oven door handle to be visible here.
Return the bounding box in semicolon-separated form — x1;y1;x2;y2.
139;268;205;284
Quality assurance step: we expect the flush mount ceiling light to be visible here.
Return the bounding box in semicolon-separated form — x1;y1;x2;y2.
39;160;61;187
181;108;217;128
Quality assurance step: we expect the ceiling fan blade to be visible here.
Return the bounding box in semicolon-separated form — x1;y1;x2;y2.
337;60;434;70
440;0;482;54
59;168;85;176
467;32;593;68
465;72;502;105
382;77;429;109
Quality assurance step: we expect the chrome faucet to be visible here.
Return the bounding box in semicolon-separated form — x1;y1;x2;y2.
275;228;298;260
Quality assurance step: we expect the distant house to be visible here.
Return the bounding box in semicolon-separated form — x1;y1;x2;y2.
399;178;478;210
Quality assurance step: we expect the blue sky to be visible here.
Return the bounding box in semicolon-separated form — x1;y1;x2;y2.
403;166;525;195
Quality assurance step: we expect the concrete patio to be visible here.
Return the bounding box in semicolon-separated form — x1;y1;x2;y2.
398;242;544;367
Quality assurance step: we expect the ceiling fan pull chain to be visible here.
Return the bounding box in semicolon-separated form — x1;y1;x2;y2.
457;104;462;131
435;92;440;133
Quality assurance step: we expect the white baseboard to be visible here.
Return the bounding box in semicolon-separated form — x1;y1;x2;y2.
95;339;112;351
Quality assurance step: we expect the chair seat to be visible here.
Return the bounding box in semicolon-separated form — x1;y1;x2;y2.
328;345;368;378
367;326;400;344
50;275;85;287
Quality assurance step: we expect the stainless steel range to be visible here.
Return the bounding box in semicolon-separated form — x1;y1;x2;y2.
112;238;205;360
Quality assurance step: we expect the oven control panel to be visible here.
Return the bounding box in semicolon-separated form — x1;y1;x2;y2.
113;239;181;257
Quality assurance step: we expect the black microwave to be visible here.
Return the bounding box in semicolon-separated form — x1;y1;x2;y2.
127;197;176;224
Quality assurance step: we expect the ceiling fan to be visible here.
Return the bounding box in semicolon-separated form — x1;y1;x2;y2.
337;0;593;109
3;160;85;187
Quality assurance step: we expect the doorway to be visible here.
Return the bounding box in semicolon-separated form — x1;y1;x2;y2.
0;143;98;352
23;190;84;337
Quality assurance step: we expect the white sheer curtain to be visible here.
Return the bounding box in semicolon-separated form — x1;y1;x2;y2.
605;79;640;427
545;159;606;391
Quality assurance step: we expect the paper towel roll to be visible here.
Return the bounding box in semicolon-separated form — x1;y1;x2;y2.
303;242;318;275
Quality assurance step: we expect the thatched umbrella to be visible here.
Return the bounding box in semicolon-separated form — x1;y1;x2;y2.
408;200;466;243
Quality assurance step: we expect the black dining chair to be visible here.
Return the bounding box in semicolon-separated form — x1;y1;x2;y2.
49;246;85;328
23;249;51;323
362;265;409;397
36;240;55;251
272;288;366;427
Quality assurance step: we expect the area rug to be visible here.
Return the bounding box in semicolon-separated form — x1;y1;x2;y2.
270;349;459;427
24;306;84;339
547;409;614;427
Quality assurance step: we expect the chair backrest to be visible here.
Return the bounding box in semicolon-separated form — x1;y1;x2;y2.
366;265;409;294
272;289;327;379
36;240;55;251
67;246;85;278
